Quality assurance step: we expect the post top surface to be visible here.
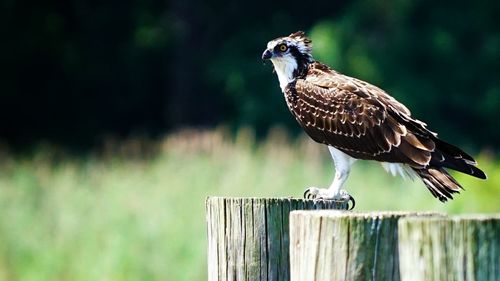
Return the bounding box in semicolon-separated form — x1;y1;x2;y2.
290;210;445;218
290;210;500;220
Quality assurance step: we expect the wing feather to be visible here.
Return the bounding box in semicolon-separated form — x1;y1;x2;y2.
284;62;435;167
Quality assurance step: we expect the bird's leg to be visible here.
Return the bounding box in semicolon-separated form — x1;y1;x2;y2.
304;147;356;209
304;167;351;199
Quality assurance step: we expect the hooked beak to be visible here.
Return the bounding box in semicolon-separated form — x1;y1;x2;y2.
261;49;273;60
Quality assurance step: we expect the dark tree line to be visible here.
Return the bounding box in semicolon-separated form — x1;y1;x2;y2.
1;0;499;151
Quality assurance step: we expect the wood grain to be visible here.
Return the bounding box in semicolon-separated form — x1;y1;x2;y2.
398;215;500;281
288;211;443;281
206;197;348;281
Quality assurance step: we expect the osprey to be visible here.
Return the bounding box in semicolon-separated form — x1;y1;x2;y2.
262;31;486;206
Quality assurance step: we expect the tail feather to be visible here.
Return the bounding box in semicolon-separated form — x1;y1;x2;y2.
431;139;487;179
414;167;462;202
433;138;475;163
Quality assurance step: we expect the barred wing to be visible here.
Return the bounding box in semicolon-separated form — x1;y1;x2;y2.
284;78;435;168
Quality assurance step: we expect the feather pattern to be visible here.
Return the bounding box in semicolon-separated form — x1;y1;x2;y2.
284;62;436;166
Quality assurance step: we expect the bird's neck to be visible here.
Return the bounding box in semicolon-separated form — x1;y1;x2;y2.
271;57;298;91
271;57;311;91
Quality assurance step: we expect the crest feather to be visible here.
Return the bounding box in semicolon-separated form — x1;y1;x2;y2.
288;31;312;53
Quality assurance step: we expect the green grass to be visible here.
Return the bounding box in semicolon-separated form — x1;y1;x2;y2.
0;128;498;281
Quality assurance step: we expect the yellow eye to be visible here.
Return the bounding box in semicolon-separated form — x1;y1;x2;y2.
279;44;288;52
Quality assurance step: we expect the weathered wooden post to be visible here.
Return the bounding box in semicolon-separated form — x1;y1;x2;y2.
288;211;443;281
398;215;500;281
205;197;348;281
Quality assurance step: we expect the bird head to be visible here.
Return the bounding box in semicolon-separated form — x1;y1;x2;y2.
262;31;314;89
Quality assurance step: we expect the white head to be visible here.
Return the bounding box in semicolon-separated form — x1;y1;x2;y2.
262;31;314;91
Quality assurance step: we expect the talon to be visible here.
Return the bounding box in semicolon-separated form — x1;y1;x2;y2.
304;187;319;200
347;195;356;210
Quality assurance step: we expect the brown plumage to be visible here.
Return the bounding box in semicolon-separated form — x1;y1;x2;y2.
263;31;486;202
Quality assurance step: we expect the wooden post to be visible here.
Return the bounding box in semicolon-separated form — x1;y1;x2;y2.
205;197;348;281
288;211;443;281
398;215;500;281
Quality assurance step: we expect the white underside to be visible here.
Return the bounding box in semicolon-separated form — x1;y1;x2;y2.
381;162;418;180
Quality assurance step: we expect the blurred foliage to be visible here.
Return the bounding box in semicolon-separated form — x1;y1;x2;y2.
0;128;498;280
0;0;499;151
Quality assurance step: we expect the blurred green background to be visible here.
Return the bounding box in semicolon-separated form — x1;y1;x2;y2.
0;0;499;280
